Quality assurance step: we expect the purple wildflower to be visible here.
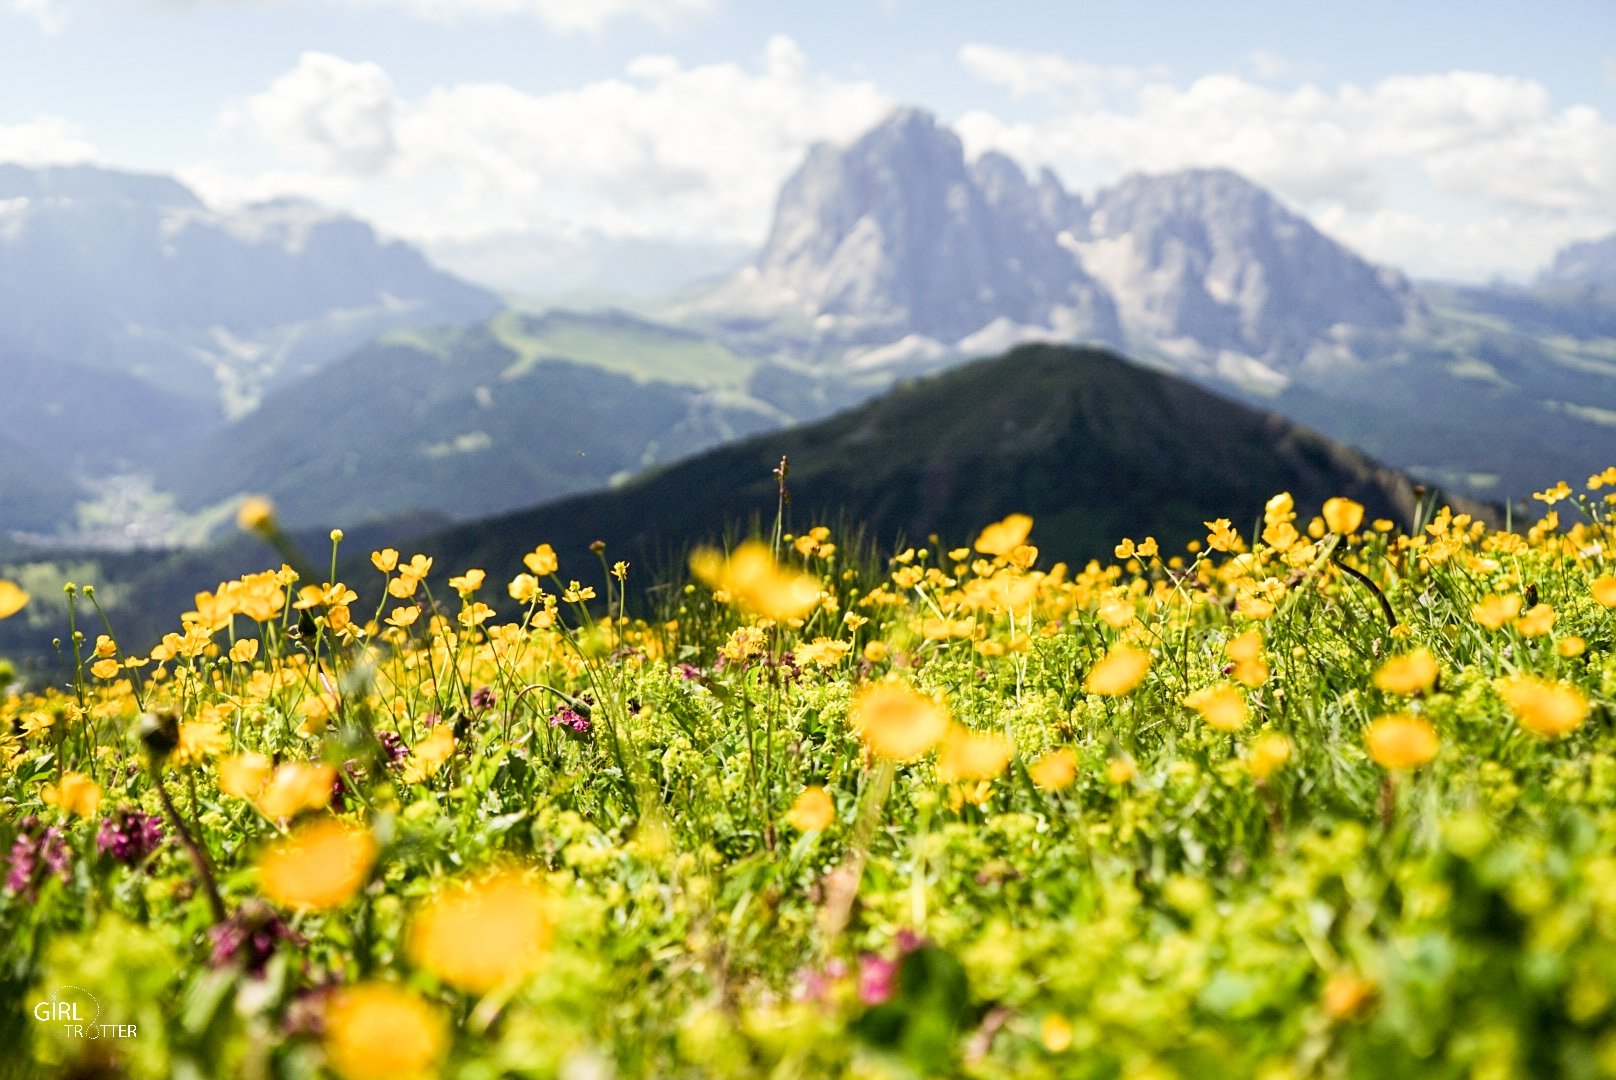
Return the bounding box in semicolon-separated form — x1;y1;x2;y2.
209;900;302;976
548;707;592;736
676;663;703;681
470;685;497;712
5;816;71;897
95;807;164;866
376;730;408;766
858;954;899;1006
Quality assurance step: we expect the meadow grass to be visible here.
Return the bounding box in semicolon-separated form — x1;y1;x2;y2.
5;477;1616;1078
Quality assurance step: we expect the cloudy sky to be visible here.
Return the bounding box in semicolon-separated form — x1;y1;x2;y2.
2;0;1613;289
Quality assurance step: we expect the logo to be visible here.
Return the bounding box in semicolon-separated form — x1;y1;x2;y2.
30;986;137;1040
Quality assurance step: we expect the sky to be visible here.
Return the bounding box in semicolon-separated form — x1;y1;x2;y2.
2;0;1613;289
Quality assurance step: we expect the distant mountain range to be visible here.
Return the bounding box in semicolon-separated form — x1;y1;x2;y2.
0;343;1466;664
682;108;1616;499
2;115;1614;548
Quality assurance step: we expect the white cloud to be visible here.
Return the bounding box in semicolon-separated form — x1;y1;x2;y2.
957;44;1152;103
3;0;64;31
213;35;889;243
240;52;400;174
346;0;716;33
956;53;1616;280
0;115;98;165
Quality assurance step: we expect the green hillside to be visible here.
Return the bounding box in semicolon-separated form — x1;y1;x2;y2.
405;343;1467;597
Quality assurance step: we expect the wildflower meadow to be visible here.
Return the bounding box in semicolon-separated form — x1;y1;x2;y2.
8;475;1616;1078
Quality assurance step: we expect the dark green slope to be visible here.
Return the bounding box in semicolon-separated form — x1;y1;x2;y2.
411;343;1448;587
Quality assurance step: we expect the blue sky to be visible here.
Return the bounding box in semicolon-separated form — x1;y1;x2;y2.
2;0;1613;287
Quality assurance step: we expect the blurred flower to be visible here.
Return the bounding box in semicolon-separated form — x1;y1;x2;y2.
95;807;163;865
42;772;102;818
1184;684;1248;732
849;682;950;762
0;579;29;620
256;819;375;911
786;785;835;831
1472;593;1522;630
1500;675;1587;738
1322;497;1365;535
523;544;559;576
5;815;70;896
236;495;276;534
209;899;300;975
1028;748;1078;791
934;724;1014;783
1246;732;1293;780
1085;646;1151;696
974;513;1033;557
1373;650;1439;695
690;541;821;621
402;726;456;784
407;871;551;994
324;982;447;1080
1364;715;1438;770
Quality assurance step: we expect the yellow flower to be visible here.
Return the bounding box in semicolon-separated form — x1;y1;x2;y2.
1183;684;1248;732
1514;603;1555;637
253;762;336;819
458;601;495;627
1041;1013;1074;1053
1593;577;1616;608
257;819;376;911
229;638;260;664
1472;593;1522;630
448;568;485;594
523;544;559;576
1105;757;1137;785
218;752;273;801
689;541;821;622
849;682;950;762
1085;646;1151;696
236;495;276;534
323;982;447;1080
1373;650;1438;695
1364;714;1438;770
1532;480;1572;505
402;726;456;784
90;658;120;680
562;581;596;604
795;637;851;668
93;634;117;659
974;513;1033;557
934;724;1014;783
1322;497;1365;535
1246;732;1293;780
0;579;29;620
1226;630;1269;687
1204;518;1243;553
407;872;551;994
42;772;102;818
786;786;835;831
385;606;420;629
370;549;399;574
1028;748;1078;791
175;721;228;765
1558;636;1587;658
1500;676;1587;739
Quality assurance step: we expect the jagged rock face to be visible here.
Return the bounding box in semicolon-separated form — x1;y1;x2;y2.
1538;233;1616;291
717;109;1423;368
750;108;1120;344
1081;168;1418;364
